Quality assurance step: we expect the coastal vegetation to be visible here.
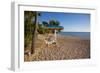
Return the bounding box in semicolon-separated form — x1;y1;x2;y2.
24;11;60;53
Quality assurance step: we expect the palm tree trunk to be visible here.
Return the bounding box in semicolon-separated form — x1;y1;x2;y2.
31;11;38;54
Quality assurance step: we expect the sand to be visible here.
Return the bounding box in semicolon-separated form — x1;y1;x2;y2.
24;34;90;61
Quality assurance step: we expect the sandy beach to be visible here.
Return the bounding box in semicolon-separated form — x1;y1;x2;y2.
24;34;90;61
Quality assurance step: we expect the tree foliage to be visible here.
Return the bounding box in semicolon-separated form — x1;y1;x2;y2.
49;20;60;26
24;11;61;49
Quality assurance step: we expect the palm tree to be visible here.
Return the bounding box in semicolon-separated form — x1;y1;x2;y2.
24;11;41;54
49;20;60;26
24;11;36;48
31;11;39;54
49;20;60;33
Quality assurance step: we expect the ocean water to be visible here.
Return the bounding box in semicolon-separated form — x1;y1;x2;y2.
58;32;90;39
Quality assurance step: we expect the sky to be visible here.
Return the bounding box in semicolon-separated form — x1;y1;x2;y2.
38;11;90;32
